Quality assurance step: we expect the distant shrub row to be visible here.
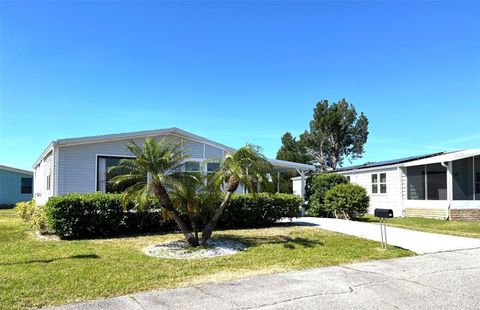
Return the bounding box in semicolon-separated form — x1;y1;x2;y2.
17;192;302;239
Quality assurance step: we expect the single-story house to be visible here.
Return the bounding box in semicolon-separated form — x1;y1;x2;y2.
0;164;33;206
292;150;480;220
33;127;314;206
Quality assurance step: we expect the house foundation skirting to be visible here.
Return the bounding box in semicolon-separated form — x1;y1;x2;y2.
404;208;446;219
449;208;480;220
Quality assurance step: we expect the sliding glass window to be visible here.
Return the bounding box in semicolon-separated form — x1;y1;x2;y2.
426;163;447;200
407;165;425;200
407;164;446;200
453;157;474;200
97;156;139;193
475;156;480;200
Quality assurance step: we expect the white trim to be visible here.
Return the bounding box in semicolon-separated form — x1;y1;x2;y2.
0;164;33;175
269;158;315;171
53;144;59;196
33;142;54;168
402;149;480;167
53;127;236;153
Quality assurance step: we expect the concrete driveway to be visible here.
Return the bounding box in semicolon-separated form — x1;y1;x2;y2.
46;248;480;310
284;217;480;254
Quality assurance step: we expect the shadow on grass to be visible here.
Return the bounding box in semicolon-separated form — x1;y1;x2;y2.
0;254;100;266
218;234;324;249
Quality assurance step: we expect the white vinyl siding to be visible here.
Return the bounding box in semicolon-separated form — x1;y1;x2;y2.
55;134;227;196
33;150;53;205
341;167;402;216
183;139;204;158
205;144;223;158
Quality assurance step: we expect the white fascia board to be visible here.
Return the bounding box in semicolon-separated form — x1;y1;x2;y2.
268;158;315;171
332;163;403;174
402;149;480;167
53;127;236;153
33;142;55;168
0;165;33;175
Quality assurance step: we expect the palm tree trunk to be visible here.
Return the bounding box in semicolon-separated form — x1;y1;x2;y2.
153;184;199;247
201;191;234;245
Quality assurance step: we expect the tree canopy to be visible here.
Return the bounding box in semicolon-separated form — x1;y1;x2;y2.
277;98;369;171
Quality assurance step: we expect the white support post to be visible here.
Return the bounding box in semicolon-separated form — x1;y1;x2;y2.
277;172;280;193
300;170;306;217
447;161;453;218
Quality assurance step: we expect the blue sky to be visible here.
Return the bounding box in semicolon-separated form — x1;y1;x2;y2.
1;1;479;171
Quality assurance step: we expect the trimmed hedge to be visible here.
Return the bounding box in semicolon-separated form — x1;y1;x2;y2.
45;193;175;239
218;193;302;228
324;183;369;219
307;173;349;217
44;192;302;239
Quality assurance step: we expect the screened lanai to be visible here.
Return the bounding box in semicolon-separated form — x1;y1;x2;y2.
403;149;480;206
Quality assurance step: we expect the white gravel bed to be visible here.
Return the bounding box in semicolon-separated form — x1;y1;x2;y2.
144;239;247;259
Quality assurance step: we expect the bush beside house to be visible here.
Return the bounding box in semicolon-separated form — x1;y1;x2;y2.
306;173;349;216
324;183;369;219
16;192;302;239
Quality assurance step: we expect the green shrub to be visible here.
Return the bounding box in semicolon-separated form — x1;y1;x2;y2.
45;193;174;239
199;193;302;228
16;200;36;222
307;173;349;217
30;205;52;234
324;183;369;219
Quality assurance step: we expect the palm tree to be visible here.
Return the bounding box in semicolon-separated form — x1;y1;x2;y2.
201;144;272;244
110;139;271;247
109;137;200;246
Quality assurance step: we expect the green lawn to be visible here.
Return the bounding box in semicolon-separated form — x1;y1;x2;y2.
357;215;480;238
0;209;413;309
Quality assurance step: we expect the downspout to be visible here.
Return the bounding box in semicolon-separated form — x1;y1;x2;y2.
441;161;451;219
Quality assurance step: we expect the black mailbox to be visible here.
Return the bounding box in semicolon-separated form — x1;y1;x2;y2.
374;208;393;218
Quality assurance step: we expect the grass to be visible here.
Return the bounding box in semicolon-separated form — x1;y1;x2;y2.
357;215;480;238
1;209;413;309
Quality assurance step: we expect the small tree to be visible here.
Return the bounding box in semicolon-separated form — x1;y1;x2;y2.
300;99;369;170
110;138;271;247
307;173;349;217
201;144;272;244
324;183;369;220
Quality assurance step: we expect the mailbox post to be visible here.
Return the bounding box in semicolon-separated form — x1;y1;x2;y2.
374;208;393;249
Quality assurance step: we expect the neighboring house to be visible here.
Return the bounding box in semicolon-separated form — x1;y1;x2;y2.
0;165;33;206
292;150;480;220
33;127;314;206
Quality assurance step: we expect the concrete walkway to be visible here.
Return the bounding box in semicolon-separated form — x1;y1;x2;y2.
46;248;480;310
284;217;480;254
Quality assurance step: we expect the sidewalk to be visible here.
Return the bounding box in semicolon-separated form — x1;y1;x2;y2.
46;248;480;309
284;217;480;254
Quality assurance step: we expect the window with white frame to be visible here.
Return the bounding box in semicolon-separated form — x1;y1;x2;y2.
46;175;51;191
207;162;220;173
184;161;201;172
371;173;387;194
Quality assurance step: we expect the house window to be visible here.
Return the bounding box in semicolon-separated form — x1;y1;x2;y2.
408;164;447;200
371;173;387;194
207;162;220;173
97;156;138;193
21;178;33;194
184;161;201;172
452;157;478;200
426;163;447;200
46;175;51;191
